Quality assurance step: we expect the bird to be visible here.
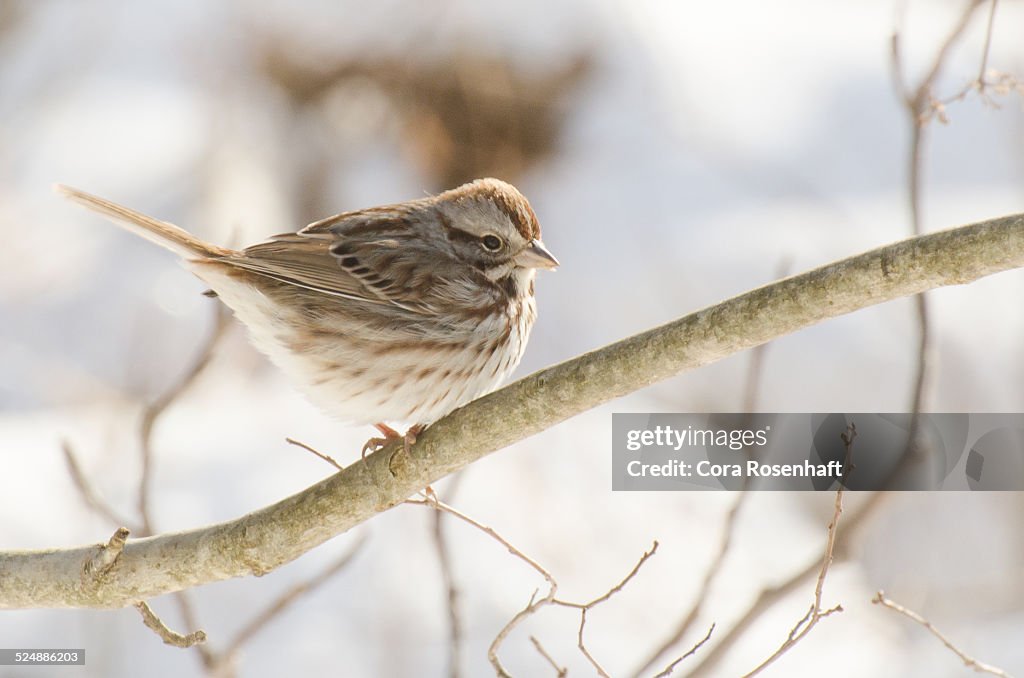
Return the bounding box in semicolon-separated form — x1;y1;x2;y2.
56;179;558;457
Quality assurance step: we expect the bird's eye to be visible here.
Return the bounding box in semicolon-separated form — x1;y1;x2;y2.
481;234;503;251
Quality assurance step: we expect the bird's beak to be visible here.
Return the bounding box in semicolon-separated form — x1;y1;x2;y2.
515;239;560;270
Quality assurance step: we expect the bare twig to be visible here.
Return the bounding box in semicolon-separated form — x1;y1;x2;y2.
977;0;998;84
135;600;207;648
489;587;554;678
137;305;231;536
430;474;465;678
219;535;367;661
633;487;743;677
280;446;468;678
558;541;658;611
577;609;611;678
872;591;1012;677
557;542;659;677
684;494;887;677
738;424;855;677
892;0;987;121
652;623;716;678
409;495;660;677
407;496;554;587
286;437;344;471
406;495;555;677
529;636;567;677
686;429;874;677
62;441;138;531
905;1;1020;119
171;591;218;671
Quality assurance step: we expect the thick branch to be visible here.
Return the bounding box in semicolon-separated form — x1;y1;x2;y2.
2;213;1023;609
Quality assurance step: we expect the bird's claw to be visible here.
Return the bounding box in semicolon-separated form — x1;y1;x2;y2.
362;424;426;476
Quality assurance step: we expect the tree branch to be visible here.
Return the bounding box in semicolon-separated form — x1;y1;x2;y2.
2;213;1024;609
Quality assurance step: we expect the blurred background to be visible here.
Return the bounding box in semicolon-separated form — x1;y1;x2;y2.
2;1;1024;676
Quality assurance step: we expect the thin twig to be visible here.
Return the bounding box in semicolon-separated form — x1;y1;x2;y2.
916;1;984;110
559;543;659;678
892;0;985;118
137;305;231;536
171;591;218;671
135;600;207;648
407;497;555;586
556;541;658;611
977;0;998;84
684;498;886;677
652;623;716;678
925;1;1017;114
577;609;611;677
686;434;879;677
489;588;555;678
406;495;555;677
529;636;567;677
738;424;855;677
409;496;660;677
872;591;1013;677
61;441;138;531
219;536;367;661
285;437;344;471
633;490;743;678
430;474;465;678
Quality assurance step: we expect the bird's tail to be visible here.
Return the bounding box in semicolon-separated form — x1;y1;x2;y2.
55;184;231;259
